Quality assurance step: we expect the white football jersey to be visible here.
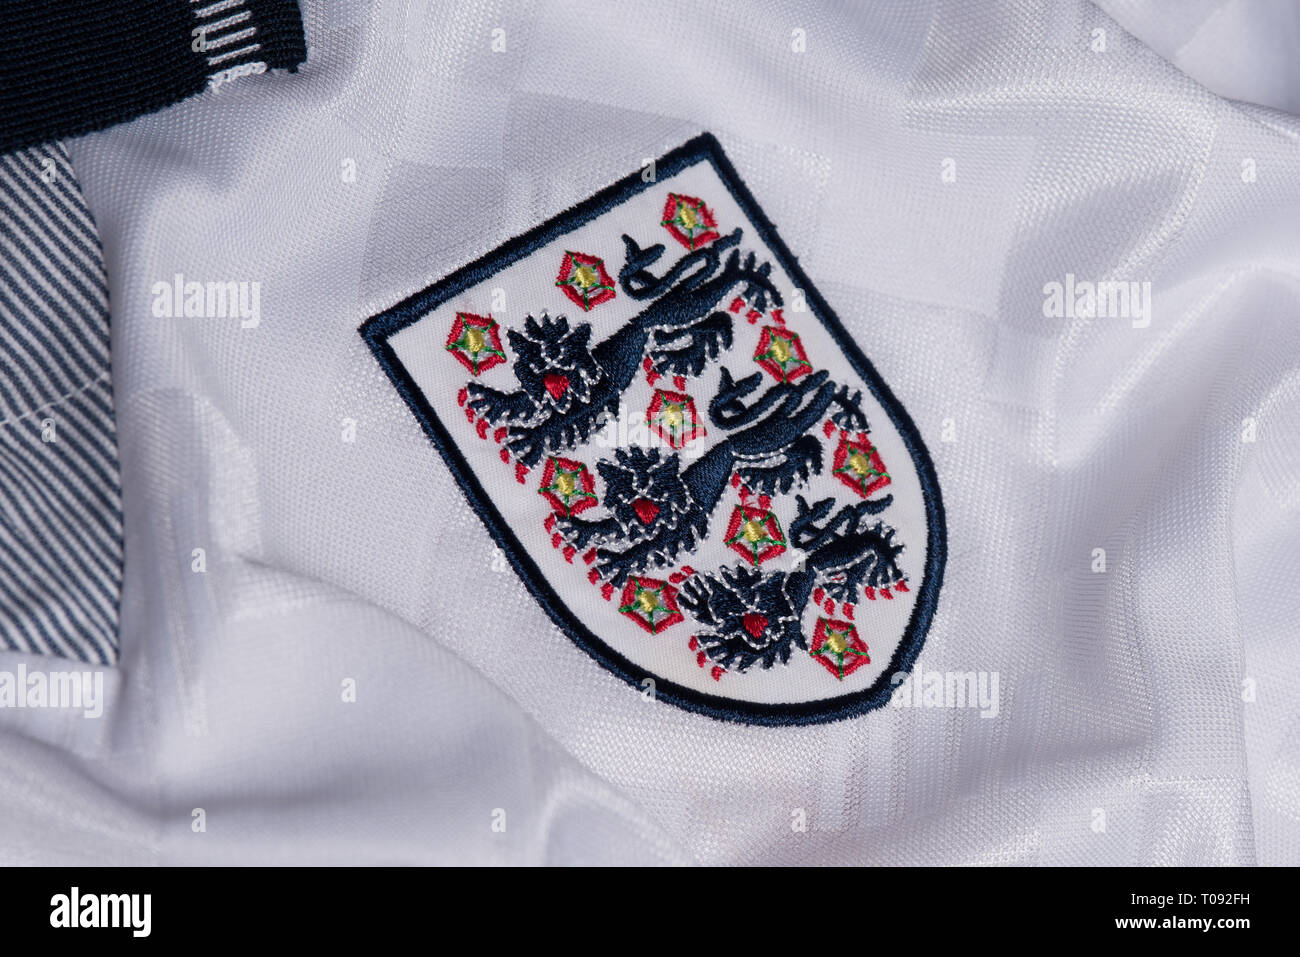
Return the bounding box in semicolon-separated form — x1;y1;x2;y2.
2;0;1298;866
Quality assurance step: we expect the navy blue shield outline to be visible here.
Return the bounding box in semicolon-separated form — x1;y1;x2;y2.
360;133;946;725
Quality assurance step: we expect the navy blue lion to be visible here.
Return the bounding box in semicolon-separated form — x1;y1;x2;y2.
679;494;903;672
464;312;605;452
465;228;782;468
556;365;870;586
558;447;699;573
677;565;805;671
557;366;849;585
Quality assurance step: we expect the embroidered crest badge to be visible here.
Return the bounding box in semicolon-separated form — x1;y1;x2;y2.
361;134;945;725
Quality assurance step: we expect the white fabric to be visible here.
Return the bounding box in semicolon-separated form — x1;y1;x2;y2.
3;0;1298;864
1097;0;1300;114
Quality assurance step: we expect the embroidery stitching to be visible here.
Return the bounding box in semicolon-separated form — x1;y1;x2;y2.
618;576;685;634
723;503;787;567
555;251;616;311
646;388;706;449
360;133;946;726
538;456;597;517
445;311;506;375
753;325;811;383
811;618;871;680
661;192;720;250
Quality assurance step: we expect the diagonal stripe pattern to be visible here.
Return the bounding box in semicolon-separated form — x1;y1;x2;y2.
0;143;122;665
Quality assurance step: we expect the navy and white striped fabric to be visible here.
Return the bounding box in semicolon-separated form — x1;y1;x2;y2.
0;142;122;664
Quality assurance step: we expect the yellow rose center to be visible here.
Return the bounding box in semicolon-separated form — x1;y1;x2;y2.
573;264;598;288
555;473;576;497
826;631;849;655
663;404;683;428
465;327;485;353
770;337;791;363
637;590;659;614
742;519;766;543
678;205;698;229
848;451;871;476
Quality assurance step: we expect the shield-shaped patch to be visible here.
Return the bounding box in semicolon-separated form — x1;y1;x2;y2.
360;134;945;725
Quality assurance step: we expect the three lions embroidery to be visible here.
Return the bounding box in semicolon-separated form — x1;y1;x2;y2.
362;134;945;724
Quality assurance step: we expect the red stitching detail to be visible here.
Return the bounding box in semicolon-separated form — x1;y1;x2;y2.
831;433;891;499
661;193;720;250
753;326;812;382
617;576;685;634
810;618;871;680
446;313;507;375
646;388;706;449
555;251;616;311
